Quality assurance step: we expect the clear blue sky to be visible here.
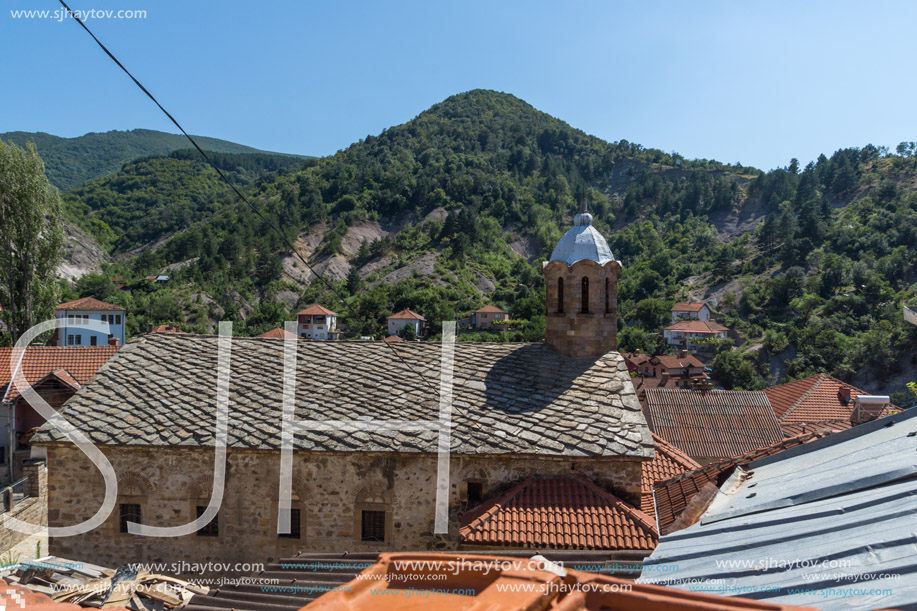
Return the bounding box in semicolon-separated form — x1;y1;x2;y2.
3;0;916;170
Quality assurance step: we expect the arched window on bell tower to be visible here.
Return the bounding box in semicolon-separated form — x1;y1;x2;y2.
557;277;564;313
605;277;610;313
581;277;589;313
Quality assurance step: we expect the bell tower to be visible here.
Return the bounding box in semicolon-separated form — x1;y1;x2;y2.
542;201;622;358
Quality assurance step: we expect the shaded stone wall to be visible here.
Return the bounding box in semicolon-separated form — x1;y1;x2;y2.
0;461;47;552
43;445;643;570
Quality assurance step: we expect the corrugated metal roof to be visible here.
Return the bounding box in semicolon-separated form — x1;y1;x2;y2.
639;409;917;610
643;389;785;460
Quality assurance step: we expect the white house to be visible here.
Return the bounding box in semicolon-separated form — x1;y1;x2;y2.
55;297;125;347
670;302;712;323
663;320;729;351
387;309;424;338
296;305;339;340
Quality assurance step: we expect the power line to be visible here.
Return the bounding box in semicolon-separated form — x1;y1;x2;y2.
55;0;444;400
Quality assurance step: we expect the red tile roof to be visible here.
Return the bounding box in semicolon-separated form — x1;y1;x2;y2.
633;375;709;391
475;304;508;314
651;354;706;369
55;297;124;311
382;335;404;342
459;475;657;550
257;328;297;339
305;553;818;611
779;420;850;437
387;308;424;320
623;352;652;367
652;431;832;535
642;389;785;460
642;434;702;516
664;320;728;333
151;324;182;333
671;302;708;312
0;346;120;402
763;374;894;426
297;304;337;316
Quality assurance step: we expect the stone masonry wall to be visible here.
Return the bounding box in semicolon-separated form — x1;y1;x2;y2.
44;445;643;571
0;461;48;553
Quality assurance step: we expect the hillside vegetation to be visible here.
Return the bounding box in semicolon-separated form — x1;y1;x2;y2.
0;129;305;192
34;90;917;402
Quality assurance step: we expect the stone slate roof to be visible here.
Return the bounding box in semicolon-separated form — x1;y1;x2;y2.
34;333;652;457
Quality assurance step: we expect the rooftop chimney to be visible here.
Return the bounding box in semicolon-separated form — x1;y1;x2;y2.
678;349;688;358
838;387;852;403
108;335;119;346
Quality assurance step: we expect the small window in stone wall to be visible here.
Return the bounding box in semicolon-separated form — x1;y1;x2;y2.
361;510;386;542
467;482;484;505
557;277;564;313
196;506;219;537
278;508;301;539
119;503;141;533
581;277;589;313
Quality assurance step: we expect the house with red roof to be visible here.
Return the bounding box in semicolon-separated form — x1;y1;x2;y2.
0;345;119;479
624;350;708;390
764;373;895;433
471;304;508;330
670;302;712;323
296;305;339;340
386;308;424;338
54;297;125;347
662;320;729;352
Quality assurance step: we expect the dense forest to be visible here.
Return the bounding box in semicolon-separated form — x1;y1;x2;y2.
12;90;917;404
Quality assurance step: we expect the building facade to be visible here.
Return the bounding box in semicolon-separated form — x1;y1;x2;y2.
471;305;508;330
670;303;711;323
54;298;125;347
296;305;339;340
386;309;424;337
662;320;729;351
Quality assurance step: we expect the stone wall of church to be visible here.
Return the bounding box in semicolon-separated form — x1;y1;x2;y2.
42;444;643;573
544;260;619;357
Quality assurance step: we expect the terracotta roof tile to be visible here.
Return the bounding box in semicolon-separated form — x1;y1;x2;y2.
297;304;337;316
642;389;784;460
0;346;120;402
671;302;707;312
651;354;706;369
652;431;832;535
150;324;182;333
459;475;657;550
475;305;507;314
663;320;728;333
256;328;297;339
764;374;895;426
382;335;404;342
55;297;124;311
641;434;702;516
387;308;424;320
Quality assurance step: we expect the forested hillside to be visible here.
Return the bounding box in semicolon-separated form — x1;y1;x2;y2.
0;129;304;192
39;90;917;403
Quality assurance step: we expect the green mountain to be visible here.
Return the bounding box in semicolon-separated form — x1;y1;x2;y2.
52;90;917;403
0;128;305;192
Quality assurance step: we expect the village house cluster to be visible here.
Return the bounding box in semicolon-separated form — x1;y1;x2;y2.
0;204;911;611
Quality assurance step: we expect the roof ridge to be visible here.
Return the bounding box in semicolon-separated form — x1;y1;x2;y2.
574;475;658;536
779;374;827;423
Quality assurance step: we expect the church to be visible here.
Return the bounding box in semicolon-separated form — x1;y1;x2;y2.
32;208;659;566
